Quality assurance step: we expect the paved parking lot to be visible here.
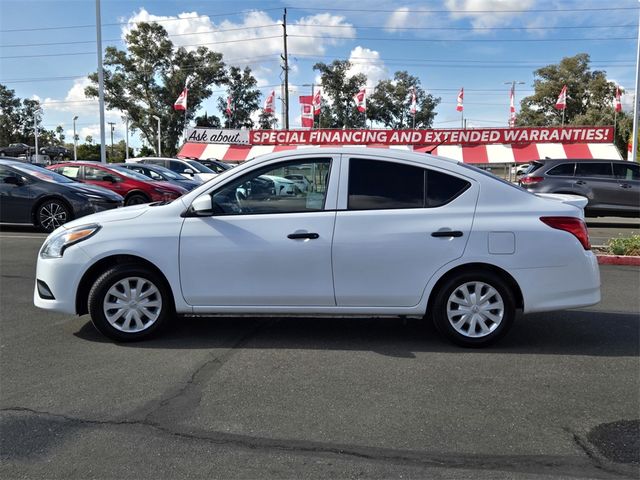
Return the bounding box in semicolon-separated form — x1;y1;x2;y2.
1;229;638;479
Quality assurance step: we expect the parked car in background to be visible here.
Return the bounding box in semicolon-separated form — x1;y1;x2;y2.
131;157;217;183
35;148;599;347
0;143;34;157
284;173;313;192
47;162;187;206
40;145;71;160
196;158;233;173
520;159;640;217
510;163;531;178
119;163;200;191
0;158;122;232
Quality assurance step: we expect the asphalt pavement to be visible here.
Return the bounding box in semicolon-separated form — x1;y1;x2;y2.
0;231;638;479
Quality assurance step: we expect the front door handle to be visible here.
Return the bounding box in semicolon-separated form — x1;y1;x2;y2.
431;230;463;238
620;184;632;189
575;180;586;185
287;232;319;240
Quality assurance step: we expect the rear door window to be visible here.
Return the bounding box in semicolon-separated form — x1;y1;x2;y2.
613;163;640;180
575;162;613;178
547;163;575;176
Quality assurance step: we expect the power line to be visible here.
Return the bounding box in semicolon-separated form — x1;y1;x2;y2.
293;23;639;31
288;34;637;43
287;6;640;14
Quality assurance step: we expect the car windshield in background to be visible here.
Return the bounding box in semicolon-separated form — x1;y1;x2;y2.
186;160;215;173
110;166;154;181
13;164;75;183
152;165;186;180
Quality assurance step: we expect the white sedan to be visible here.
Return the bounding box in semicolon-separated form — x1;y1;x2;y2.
34;148;600;347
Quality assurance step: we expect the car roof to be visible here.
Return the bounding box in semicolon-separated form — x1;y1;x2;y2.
532;158;628;163
0;157;28;166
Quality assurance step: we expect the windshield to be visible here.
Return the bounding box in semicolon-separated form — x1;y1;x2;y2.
13;164;75;183
186;160;215;174
110;165;154;181
151;165;186;180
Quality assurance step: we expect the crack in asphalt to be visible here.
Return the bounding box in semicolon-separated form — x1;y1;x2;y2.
0;406;629;478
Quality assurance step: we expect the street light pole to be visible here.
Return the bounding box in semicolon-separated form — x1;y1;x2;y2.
34;110;40;164
107;121;115;160
631;8;640;162
95;0;106;164
152;115;161;156
73;115;78;161
123;116;129;160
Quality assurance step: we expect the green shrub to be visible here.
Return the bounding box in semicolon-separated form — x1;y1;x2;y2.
608;235;640;256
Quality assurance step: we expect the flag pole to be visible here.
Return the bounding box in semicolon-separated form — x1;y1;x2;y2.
561;109;565;127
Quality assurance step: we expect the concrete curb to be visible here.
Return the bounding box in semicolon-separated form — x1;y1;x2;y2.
596;255;640;266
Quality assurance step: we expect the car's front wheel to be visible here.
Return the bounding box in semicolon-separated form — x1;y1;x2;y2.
431;270;515;347
36;199;71;232
88;264;173;341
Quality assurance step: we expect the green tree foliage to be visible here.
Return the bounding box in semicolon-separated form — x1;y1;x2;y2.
313;60;367;128
257;109;278;129
368;71;440;129
195;112;221;128
217;66;261;129
0;84;22;145
85;22;226;156
517;53;630;154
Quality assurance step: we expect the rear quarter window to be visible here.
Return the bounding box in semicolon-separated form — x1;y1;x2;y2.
575;162;613;178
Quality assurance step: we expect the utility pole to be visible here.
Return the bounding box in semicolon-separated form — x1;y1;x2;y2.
631;8;640;162
34;110;40;164
95;0;106;163
108;121;115;160
281;8;289;130
73;115;78;161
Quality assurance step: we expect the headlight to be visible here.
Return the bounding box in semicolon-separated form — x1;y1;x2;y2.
80;193;105;200
40;224;101;258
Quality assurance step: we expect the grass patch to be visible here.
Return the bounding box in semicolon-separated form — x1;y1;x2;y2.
607;234;640;256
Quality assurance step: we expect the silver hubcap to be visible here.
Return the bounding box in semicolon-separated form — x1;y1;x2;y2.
103;277;162;333
446;281;504;338
39;202;67;231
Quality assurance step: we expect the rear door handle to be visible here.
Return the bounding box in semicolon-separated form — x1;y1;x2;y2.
620;184;632;189
431;230;463;238
575;180;586;185
287;232;319;240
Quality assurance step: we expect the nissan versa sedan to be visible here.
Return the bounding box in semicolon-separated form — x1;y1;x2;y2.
0;159;123;232
34;148;600;347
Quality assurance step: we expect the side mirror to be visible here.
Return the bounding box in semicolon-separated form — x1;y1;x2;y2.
184;168;195;176
102;175;117;183
4;176;23;186
190;194;213;216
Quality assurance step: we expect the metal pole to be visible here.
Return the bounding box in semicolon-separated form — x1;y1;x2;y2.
34;111;38;164
631;9;640;162
108;121;115;160
153;116;161;156
96;0;106;164
310;83;314;129
73;115;78;161
282;8;289;130
125;117;129;160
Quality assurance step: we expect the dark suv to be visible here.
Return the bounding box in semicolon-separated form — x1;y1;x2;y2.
520;159;639;217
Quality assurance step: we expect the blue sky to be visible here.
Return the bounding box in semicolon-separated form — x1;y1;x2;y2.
0;0;638;151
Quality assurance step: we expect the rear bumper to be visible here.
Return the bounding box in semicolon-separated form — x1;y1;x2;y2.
513;251;601;314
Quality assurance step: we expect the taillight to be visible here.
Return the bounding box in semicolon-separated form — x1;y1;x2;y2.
540;216;591;250
520;176;544;185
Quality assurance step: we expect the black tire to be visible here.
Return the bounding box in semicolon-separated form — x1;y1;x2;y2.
88;264;173;342
36;198;71;232
431;270;515;348
125;193;150;206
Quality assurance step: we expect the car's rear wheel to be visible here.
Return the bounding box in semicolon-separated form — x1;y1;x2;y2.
431;270;515;347
36;199;71;232
88;264;173;342
125;193;150;206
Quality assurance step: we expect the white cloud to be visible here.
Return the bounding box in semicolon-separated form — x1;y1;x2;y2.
348;46;388;89
122;9;355;67
445;0;535;29
385;7;411;31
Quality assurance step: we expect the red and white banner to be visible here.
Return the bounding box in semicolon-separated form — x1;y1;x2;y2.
615;86;622;113
312;88;322;115
225;96;233;115
409;88;417;115
299;95;314;128
509;89;516;127
263;90;275;114
354;88;366;112
173;88;188;111
456;88;464;112
555;85;567;110
249;126;613;146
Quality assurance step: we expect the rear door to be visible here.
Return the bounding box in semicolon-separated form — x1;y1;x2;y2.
612;163;640;213
332;156;477;307
574;162;617;211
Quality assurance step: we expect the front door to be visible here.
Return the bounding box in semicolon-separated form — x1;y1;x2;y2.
0;166;32;223
179;156;337;307
332;156;478;307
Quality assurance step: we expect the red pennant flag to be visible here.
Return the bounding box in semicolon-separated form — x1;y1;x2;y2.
615;86;622;113
509;88;516;127
354;88;366;113
312;88;322;115
226;96;233;115
299;95;314;128
173;88;188;111
456;88;464;112
555;85;567;110
263;90;275;114
409;87;417;116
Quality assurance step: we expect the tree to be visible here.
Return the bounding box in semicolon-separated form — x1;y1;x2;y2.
517;53;630;153
313;60;367;128
257;108;278;129
195;112;221;128
0;84;21;145
217;66;260;129
368;71;440;129
85;22;226;157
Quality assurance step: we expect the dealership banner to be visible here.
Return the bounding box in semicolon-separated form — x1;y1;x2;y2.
249;126;614;146
185;128;250;144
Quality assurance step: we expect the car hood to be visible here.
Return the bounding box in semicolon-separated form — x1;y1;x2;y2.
64;182;123;200
61;203;150;229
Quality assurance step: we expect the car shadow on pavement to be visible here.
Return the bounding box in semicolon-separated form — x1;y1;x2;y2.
74;309;639;357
